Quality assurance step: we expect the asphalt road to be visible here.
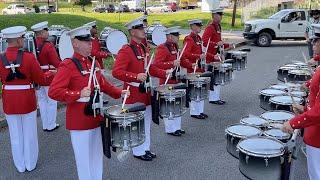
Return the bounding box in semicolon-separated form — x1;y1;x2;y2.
0;40;310;180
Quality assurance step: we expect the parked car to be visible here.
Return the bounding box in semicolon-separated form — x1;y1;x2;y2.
166;2;178;12
2;4;34;15
92;5;107;13
116;5;130;13
39;5;56;13
243;9;308;47
146;4;171;13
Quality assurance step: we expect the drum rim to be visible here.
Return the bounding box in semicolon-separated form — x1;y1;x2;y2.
269;95;303;105
225;123;263;139
240;116;268;127
263;128;291;140
237;136;285;158
105;105;143;120
259;88;286;96
288;69;311;75
260;110;294;123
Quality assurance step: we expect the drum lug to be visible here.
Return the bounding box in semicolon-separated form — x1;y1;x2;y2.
245;155;249;164
264;158;269;167
231;137;234;144
123;140;130;151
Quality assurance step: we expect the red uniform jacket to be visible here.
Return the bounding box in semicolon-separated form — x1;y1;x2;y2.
0;47;48;114
112;40;166;105
182;32;218;73
48;53;122;130
202;22;230;55
91;37;108;69
289;67;320;148
36;37;61;86
153;41;181;84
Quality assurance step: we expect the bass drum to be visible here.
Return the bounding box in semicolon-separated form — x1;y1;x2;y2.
100;27;128;55
23;31;37;56
146;24;167;46
48;25;70;50
58;30;74;60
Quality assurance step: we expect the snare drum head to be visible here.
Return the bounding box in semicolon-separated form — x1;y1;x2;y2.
105;105;137;119
264;128;291;140
147;25;166;46
225;124;262;138
269;95;302;105
269;84;287;90
288;69;310;76
58;30;74;60
284;64;298;68
106;30;128;55
156;84;185;96
240;117;267;127
291;91;306;97
260;89;285;96
260;111;294;123
237;137;284;157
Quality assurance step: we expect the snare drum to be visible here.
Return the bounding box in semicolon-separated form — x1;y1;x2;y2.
225;51;247;71
146;24;167;46
291;90;307;99
156;84;187;119
214;63;233;85
225;124;262;158
269;95;303;112
269;83;301;91
288;69;311;83
104;105;145;150
100;27;128;55
237;137;285;180
293;62;308;69
264;128;291;143
240;116;268;129
187;74;210;101
277;65;297;82
260;110;294;124
259;89;286;110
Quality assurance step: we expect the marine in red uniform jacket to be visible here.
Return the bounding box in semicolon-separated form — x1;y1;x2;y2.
202;21;230;55
183;32;218;73
0;47;51;114
48;53;122;130
91;36;109;69
36;37;61;86
112;40;166;105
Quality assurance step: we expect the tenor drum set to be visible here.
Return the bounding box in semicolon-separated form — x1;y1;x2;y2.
277;62;312;83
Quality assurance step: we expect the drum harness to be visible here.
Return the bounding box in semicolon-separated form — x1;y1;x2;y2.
0;49;27;82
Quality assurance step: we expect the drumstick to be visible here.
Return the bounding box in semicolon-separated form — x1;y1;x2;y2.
111;54;116;61
87;56;96;88
178;43;188;61
302;52;314;75
205;38;211;55
284;78;297;105
164;68;173;85
291;129;300;142
145;52;155;74
121;86;130;110
193;60;198;74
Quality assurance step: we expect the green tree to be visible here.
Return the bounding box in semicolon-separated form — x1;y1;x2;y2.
74;0;92;11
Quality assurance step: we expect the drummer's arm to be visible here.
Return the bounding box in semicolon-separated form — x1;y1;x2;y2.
205;52;217;63
289;100;320;129
153;46;174;69
91;39;108;59
180;58;193;70
149;64;167;79
112;47;140;83
183;37;201;60
48;62;81;103
99;75;122;99
46;42;61;68
202;26;218;48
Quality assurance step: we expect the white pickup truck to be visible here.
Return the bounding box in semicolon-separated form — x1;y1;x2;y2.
243;9;309;47
2;4;35;15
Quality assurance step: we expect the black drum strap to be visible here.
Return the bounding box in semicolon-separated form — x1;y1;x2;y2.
71;57;86;76
164;42;178;55
1;50;26;81
128;44;146;61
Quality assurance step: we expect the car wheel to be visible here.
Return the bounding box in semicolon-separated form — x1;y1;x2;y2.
257;32;272;47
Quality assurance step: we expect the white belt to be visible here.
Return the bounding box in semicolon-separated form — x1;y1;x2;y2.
40;65;56;70
2;84;34;90
127;82;140;87
76;97;90;103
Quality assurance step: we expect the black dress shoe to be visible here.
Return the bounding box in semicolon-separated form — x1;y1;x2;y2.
145;151;156;158
46;124;60;132
134;154;153;161
168;130;182;136
200;113;208;118
209;100;226;105
178;129;185;134
191;115;205;119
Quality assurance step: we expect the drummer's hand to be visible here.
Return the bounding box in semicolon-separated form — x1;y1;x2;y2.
282;121;294;134
301;83;309;92
173;59;180;67
192;63;197;69
165;69;173;76
80;87;91;97
308;58;317;66
200;54;206;60
215;54;222;61
121;89;130;97
292;104;304;115
137;73;147;82
217;41;224;46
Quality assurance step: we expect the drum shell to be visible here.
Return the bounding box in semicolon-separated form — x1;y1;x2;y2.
288;72;311;83
239;151;282;180
213;64;233;85
226;51;247;71
109;115;145;148
158;90;187;118
259;89;286;111
187;77;210;101
269;96;304;112
226;134;242;158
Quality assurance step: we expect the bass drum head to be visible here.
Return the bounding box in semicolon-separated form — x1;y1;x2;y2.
147;25;166;46
106;30;128;55
58;30;74;60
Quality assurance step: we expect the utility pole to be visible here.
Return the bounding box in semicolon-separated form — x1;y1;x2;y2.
231;0;238;27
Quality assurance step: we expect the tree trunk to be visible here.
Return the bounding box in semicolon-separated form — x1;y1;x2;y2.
82;5;85;11
231;0;238;27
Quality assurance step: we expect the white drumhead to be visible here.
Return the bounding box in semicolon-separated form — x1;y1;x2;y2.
58;30;74;60
269;95;302;105
225;124;262;138
260;89;285;96
149;25;166;46
240;117;268;127
264;128;291;140
106;30;128;55
260;110;294;123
